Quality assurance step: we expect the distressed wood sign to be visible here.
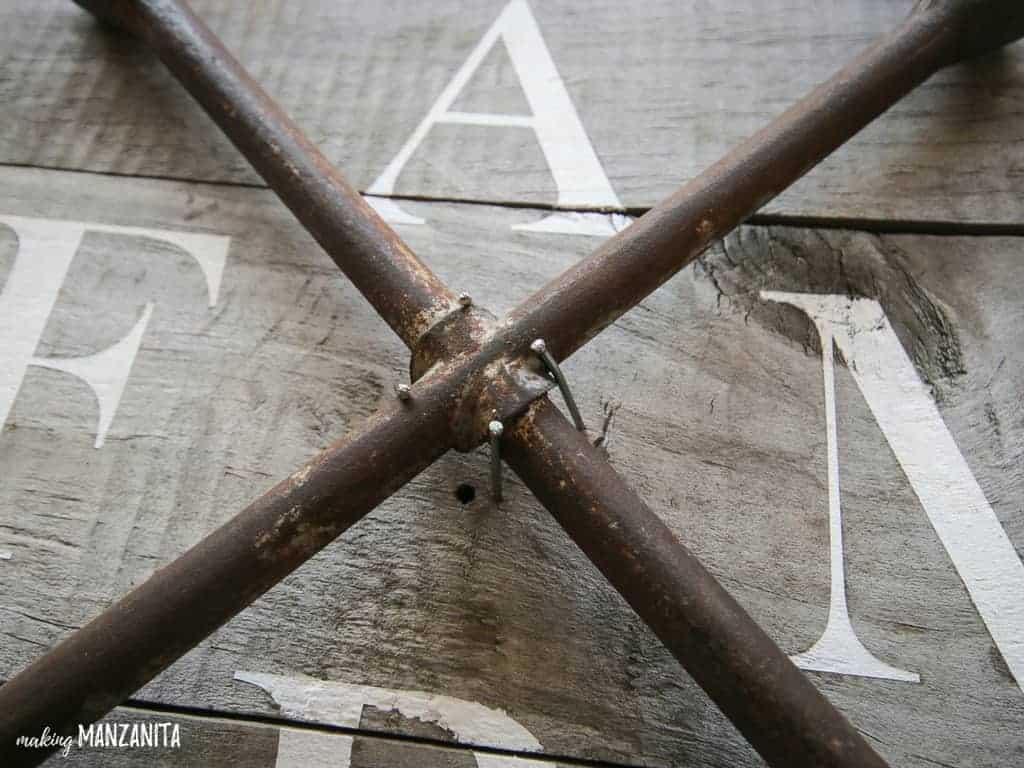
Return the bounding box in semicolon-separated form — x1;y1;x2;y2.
0;1;1022;767
1;167;1022;767
3;1;1024;225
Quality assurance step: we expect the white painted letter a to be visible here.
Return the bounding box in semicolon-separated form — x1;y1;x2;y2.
366;0;622;236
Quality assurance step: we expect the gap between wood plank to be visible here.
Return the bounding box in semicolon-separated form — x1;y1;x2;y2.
0;676;637;768
110;695;643;768
5;160;1024;239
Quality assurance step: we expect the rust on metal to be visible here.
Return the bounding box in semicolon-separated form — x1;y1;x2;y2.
0;363;464;765
502;0;976;365
3;1;1024;767
73;0;457;349
503;399;889;768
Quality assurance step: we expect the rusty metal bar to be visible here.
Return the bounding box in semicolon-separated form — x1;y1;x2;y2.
504;399;887;768
504;0;1023;364
2;1;1022;766
72;0;456;349
0;370;461;768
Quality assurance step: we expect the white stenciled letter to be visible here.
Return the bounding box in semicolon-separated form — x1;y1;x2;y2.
762;291;1024;690
0;215;229;447
366;0;623;236
236;671;546;767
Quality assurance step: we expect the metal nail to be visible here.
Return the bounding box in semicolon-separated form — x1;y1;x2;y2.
394;383;412;401
489;420;504;503
530;339;586;432
458;292;473;308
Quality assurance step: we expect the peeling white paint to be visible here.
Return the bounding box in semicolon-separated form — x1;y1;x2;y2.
366;0;622;236
0;215;230;447
236;671;547;767
762;291;1024;690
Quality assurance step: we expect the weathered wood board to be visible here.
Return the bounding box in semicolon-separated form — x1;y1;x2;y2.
42;704;607;767
1;164;1022;766
2;1;1024;225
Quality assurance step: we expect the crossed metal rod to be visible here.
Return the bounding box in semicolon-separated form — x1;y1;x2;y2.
2;1;1021;766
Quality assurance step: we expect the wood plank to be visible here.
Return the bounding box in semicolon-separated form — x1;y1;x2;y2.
52;708;276;767
0;165;1022;767
31;705;602;766
2;1;1024;225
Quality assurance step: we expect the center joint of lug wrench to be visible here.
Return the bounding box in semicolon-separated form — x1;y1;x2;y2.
409;296;496;383
450;354;555;453
408;298;555;453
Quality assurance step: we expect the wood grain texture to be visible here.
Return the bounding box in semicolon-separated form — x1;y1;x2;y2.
40;705;604;767
1;1;1024;225
51;708;277;767
0;165;1022;767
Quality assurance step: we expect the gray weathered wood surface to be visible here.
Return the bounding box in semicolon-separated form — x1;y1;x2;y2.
2;1;1024;225
48;705;608;767
1;164;1021;766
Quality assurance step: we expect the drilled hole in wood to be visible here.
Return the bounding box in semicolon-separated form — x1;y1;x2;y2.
454;483;476;505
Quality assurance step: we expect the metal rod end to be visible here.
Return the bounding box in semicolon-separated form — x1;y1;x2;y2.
73;0;141;35
916;0;1024;62
394;383;412;401
458;292;473;308
530;338;547;355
